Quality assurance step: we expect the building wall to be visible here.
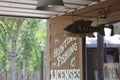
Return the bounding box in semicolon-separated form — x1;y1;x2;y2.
47;0;120;80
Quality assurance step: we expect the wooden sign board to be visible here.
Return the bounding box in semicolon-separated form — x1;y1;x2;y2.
49;17;83;80
50;36;82;80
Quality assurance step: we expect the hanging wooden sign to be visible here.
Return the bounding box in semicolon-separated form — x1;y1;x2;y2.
50;35;82;80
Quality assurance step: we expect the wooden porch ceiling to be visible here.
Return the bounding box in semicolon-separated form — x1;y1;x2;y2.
0;0;104;19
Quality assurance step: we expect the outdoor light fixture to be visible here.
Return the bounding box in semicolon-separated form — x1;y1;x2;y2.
36;0;65;11
104;24;114;36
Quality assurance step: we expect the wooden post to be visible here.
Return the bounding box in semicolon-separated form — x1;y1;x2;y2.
41;50;44;80
97;33;104;80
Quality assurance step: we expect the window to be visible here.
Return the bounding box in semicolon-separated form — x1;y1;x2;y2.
85;22;120;80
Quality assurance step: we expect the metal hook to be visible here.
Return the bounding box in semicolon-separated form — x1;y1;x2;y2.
72;12;76;22
97;8;106;18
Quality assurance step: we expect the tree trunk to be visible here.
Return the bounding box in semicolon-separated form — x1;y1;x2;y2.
4;49;8;80
0;71;2;80
11;18;25;80
22;59;26;80
11;56;16;80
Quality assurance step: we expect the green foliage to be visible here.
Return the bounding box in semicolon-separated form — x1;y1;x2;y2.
0;17;47;78
0;37;7;49
0;23;7;49
0;53;5;71
18;18;46;71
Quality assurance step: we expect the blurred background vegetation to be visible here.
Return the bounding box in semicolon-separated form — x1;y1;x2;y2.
0;17;46;80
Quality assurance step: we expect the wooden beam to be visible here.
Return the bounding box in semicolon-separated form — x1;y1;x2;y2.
51;0;120;26
65;0;120;19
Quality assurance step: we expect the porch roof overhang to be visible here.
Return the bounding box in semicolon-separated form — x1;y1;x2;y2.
0;0;106;19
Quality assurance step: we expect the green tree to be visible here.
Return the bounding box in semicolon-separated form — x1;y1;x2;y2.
0;17;25;80
0;17;46;80
18;18;46;80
